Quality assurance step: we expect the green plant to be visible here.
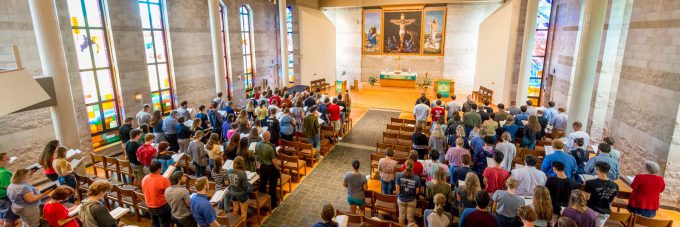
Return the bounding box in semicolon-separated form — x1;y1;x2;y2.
417;76;432;88
368;76;378;86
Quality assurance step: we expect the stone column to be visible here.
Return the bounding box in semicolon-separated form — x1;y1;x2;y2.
278;0;290;87
208;0;227;94
566;0;607;133
28;0;81;149
515;0;538;104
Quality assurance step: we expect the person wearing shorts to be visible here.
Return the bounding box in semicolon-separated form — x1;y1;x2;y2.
343;160;367;217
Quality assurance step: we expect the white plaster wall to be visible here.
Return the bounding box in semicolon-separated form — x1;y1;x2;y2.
299;6;336;85
324;8;362;83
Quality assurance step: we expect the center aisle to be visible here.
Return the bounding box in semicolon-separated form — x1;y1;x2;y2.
262;109;400;226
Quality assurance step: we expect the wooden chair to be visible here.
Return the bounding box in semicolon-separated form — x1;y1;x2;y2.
376;143;394;155
634;214;673;227
605;211;633;227
116;158;134;185
277;173;292;201
120;186;147;221
390;222;406;227
399;126;415;136
185;174;199;192
390;117;404;126
216;213;246;227
613;191;631;212
90;153;110;178
397;134;412;146
322;125;338;143
247;191;272;224
281;140;299;156
382;132;399;145
298;142;318;166
364;217;391;227
336;210;363;225
74;173;93;201
104;156;120;182
386;125;401;134
394;145;411;153
106;184;124;211
372;192;398;218
523;148;545;159
512;145;524;165
364;190;375;214
370;154;382;178
403;119;416;126
281;154;306;181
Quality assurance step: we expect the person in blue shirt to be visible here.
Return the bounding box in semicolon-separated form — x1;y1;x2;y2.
195;105;209;129
221;114;234;141
502;116;519;142
585;143;620;181
468;127;485;152
208;102;224;136
224;101;235;115
190;177;218;227
543;101;557;122
163;110;179;152
313;204;338;227
514;106;529;129
541;140;578;179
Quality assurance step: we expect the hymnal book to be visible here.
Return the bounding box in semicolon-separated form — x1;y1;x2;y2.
406;124;415;128
38;181;57;193
486;157;496;167
544;146;554;156
184;121;193;127
163;165;176;178
187;108;193;114
222;159;234;170
9;157;16;164
218;111;227;117
499;120;506;126
580;174;597;182
70;158;85;168
172;153;185;163
66;149;82;159
458;180;465;187
68;205;81;217
25;163;41;171
246;171;259;184
109;207;129;220
521;120;528;125
335;215;348;227
591;144;599;153
626;175;635;184
248;142;256;151
210;189;227;204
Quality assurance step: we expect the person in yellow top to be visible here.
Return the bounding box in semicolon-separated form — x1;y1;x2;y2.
205;133;222;171
254;101;268;125
482;113;499;143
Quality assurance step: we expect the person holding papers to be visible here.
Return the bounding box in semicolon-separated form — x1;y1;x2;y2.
190;177;219;227
152;142;175;174
540;140;577;179
39;140;60;181
43;186;78;227
188;131;209;177
482;152;510;194
176;116;192;154
211;157;227;191
584;162;619;227
165;172;196;227
52;147;76;202
312;204;338;227
628;160;665;218
141;161;172;227
195;105;209;130
137;134;158;174
511;155;547;197
7;169;51;227
561;190;597;227
163;111;180;152
566;121;589;153
303;106;321;151
226;157;251;219
80;180;122;227
545;161;579;216
584;144;620;182
238;138;257;172
568;138;589;183
255;131;279;208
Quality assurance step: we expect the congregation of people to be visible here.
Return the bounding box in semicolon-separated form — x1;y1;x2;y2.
0;86;352;227
312;94;667;227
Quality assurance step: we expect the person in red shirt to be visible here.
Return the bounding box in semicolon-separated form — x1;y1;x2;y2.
141;161;172;226
136;134;158;170
628;160;666;218
482;151;510;194
281;93;293;109
402;151;424;176
430;100;446;123
43;186;78;227
269;90;282;106
328;98;342;136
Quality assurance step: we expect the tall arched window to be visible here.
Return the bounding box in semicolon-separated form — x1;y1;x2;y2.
139;0;174;114
286;6;294;83
67;0;121;147
527;0;554;105
219;3;231;97
239;5;254;94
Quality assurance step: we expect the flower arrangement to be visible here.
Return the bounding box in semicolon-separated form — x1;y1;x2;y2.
368;76;378;86
416;76;432;89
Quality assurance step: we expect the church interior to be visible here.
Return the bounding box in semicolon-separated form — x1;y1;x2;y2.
1;0;679;226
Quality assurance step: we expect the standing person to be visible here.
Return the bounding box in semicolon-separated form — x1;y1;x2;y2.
79;180;122;227
423;151;449;183
445;138;470;168
628;160;665;218
177;101;191;120
494;103;509;122
511;155;547;197
548;107;568;138
265;108;281;146
545;161;579;215
343;160;367;217
521;116;541;149
151;110;164;143
188;131;209;177
502;116;519;142
450;154;473;187
413;100;431;125
238;137;257;172
224;101;236;116
163;111;180;152
279;108;296;143
291;100;306;132
482;152;510;194
142;161;172;227
52;147;76;201
205;133;222;171
119;117;134;144
395;160;421;225
190;177;219;227
378;149;399;195
221;114;234;141
482;113;498;143
255;131;280;208
165;172;196;227
126;129;144;186
337;94;347;124
455;172;482;210
492;178;525;227
136;104;152;126
411;126;429;159
472;136;495;178
566;121;590;152
343;90;352;119
430;100;445;123
585;144;620;181
429;125;447;163
415;93;431;106
7;169;51;227
536;110;549;140
425;193;451;227
425;167;452;211
461;95;474;113
207;102;224;137
477;105;490;122
176;117;192;154
235;110;251;134
602;137;621;161
328;98;342;139
0;153;17;227
401;151;424;176
269;90;282;106
255;101;268;126
211;157;228;191
584;162;619;227
459;192;499;227
223;134;240;161
446;95;461;120
483;100;493;114
226;157;251;219
561;190;597;227
569;138;590;182
213;92;227;111
514;106;529;134
153;142;174;174
532;186;554;227
303;106;321;151
463;103;481;138
318;98;330;126
137;134;158;174
517;206;537;227
40;140;60;181
245;100;256;121
43;186;78;227
195;105;209;129
430;93;443;108
543;101;557;122
525;100;537;116
495;132;516;171
541;140;578;178
507;101;521;116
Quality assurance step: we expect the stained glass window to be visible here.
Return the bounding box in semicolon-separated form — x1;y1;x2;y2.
240;5;254;94
139;0;174;114
527;0;554;105
286;6;294;83
219;4;231;97
67;0;121;148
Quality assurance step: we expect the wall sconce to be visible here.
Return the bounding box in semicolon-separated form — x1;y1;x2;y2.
237;73;243;81
134;93;143;103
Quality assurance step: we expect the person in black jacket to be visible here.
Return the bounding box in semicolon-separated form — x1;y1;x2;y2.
125;129;144;186
265;108;281;146
412;125;429;159
119;117;134;144
208;101;224;137
176;116;193;154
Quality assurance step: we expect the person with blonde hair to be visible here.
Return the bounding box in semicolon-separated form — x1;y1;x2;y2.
561;189;597;227
455;172;482;209
313;204;338;227
396;160;421;224
425;193;451;227
445;137;470;168
492;178;525;227
517;206;537;227
43;186;78;227
80;180;121;227
378;149;399;195
429;124;447;163
7;169;51;227
53;147;76;199
226;157;250;219
205;133;222;171
532;186;553;227
425;167;452;211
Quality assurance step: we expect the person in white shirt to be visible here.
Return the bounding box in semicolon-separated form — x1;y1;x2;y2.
136;104;152;126
413;100;431;124
494;133;516;171
603;137;621;161
177;101;191;120
446;95;461;120
511;155;547;197
212;92;227;110
566;121;589;152
525;100;537;116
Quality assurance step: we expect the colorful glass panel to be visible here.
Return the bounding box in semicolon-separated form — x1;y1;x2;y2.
102;101;118;129
533;30;548;56
530;57;544;79
87;104;102;133
96;69;114;101
161;90;172;113
140;0;173;114
151;92;161;111
536;0;552;29
89;29;110;68
80;71;98;104
526;0;553;104
72;32;93;69
143;31;155;63
153;31;166;62
240;5;255;92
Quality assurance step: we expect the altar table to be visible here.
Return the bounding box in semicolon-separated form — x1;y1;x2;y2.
379;71;417;88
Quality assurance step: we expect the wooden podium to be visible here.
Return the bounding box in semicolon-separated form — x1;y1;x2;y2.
335;80;347;93
433;79;455;98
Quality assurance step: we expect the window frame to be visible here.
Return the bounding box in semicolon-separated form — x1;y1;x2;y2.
239;5;255;95
139;0;175;115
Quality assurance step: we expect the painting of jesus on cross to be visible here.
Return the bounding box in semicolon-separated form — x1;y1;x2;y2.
382;10;422;54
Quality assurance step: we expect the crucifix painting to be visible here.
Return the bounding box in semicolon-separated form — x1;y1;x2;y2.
382;10;422;54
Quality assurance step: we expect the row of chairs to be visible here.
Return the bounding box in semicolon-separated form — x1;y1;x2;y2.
606;211;673;227
382;132;413;146
389;118;432;128
280;140;319;167
341;190;428;226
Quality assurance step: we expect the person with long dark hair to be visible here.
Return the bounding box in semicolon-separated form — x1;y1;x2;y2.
40;140;60;181
313;204;338;227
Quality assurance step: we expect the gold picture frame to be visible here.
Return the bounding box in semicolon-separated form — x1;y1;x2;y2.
381;8;424;55
422;7;447;56
362;9;383;55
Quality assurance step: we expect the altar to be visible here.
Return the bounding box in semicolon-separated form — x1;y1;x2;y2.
379;71;417;88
